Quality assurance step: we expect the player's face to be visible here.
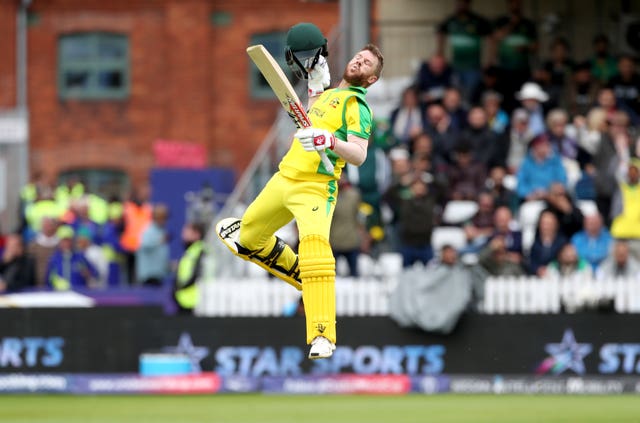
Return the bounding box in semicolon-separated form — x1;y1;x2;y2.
343;50;379;87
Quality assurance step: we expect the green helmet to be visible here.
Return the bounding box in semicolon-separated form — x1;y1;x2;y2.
285;23;328;80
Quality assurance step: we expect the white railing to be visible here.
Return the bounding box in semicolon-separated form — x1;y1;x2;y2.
195;265;640;317
482;276;640;314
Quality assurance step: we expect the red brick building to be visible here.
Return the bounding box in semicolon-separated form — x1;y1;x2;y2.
0;0;340;189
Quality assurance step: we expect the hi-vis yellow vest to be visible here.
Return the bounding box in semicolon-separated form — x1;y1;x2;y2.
175;241;203;310
611;183;640;238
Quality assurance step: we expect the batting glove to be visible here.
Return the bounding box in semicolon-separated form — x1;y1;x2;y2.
295;127;336;152
306;55;330;97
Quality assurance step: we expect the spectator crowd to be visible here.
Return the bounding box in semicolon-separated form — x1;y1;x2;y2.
333;0;640;283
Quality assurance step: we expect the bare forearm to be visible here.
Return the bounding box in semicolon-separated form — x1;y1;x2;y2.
333;135;368;166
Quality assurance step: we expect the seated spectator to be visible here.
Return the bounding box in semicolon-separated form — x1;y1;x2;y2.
446;141;487;201
546;108;590;167
506;108;533;172
595;87;618;121
464;191;496;250
485;166;519;212
528;210;567;276
589;34;618;85
330;179;364;278
414;54;454;105
610;160;640;257
442;87;468;131
409;131;434;158
546;243;592;279
461;106;507;168
478;234;525;277
383;171;437;268
27;216;59;287
482;91;509;135
76;227;108;288
596;240;640;280
388;85;425;148
515;82;548;137
136;204;171;286
574;107;607;155
488;205;523;262
425;103;458;164
571;212;612;272
516;134;568;202
563;61;600;118
543;182;584;239
607;55;640;123
46;225;99;290
0;233;36;293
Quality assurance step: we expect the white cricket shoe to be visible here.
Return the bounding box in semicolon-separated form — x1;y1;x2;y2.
308;336;336;359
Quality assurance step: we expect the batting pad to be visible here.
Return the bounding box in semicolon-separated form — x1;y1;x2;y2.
216;217;301;290
299;234;336;344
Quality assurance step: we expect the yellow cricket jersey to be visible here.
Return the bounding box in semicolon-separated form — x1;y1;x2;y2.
279;86;373;181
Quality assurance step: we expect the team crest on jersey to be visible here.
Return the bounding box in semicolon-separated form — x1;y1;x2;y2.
329;98;340;108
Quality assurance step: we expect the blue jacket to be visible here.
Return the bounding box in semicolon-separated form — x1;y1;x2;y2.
516;151;567;199
46;249;99;289
571;228;613;270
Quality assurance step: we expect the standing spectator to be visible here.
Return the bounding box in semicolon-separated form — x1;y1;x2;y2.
174;222;206;314
563;61;601;118
330;179;364;277
543;182;584;239
596;240;640;280
414;54;454;105
383;171;437;268
570;213;613;272
27;216;59;287
136;204;171;286
516;134;568;202
589;34;619;85
515;82;548;137
388;85;424;148
46;225;98;290
546;243;592;279
528;210;567;276
506;108;533;172
120;186;153;284
482;91;509;135
0;234;36;293
24;188;64;242
490;0;538;109
65;197;102;245
101;202;127;287
610;160;640;257
607;55;640;123
542;37;575;107
437;0;491;98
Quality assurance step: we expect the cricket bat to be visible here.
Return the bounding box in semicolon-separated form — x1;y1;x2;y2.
247;44;334;173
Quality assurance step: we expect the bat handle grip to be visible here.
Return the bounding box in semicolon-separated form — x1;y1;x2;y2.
318;151;334;173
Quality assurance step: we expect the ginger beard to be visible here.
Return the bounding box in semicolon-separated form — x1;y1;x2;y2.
342;60;373;87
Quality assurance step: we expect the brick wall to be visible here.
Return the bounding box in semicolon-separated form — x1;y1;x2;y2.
11;0;339;188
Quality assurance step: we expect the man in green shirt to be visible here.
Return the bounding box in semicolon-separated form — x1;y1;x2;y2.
437;0;492;99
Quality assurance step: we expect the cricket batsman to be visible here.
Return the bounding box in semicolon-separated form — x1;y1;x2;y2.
217;23;383;359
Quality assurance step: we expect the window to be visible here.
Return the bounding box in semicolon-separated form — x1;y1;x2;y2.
249;31;293;99
58;168;130;200
58;33;129;100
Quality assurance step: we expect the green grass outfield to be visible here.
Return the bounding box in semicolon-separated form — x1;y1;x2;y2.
1;394;640;423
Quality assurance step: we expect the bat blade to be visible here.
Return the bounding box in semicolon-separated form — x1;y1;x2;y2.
247;44;334;173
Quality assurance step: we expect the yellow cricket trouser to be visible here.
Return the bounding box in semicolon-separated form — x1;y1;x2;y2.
239;172;338;344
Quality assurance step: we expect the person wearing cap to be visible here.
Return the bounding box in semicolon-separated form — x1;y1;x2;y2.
515;134;567;202
515;82;548;137
45;225;99;290
217;23;383;360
